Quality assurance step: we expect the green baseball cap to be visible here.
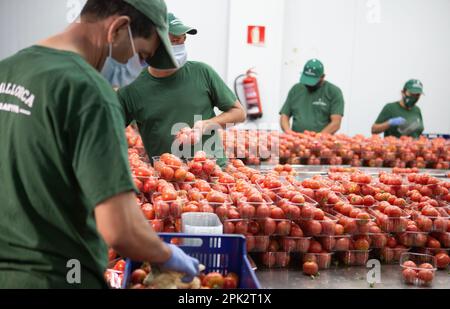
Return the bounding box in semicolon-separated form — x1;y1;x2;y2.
404;79;424;95
124;0;178;69
168;13;197;36
300;59;325;86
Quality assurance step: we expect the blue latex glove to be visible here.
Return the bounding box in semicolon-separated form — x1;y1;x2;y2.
162;244;200;282
388;117;406;127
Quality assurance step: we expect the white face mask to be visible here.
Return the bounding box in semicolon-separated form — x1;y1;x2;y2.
101;26;145;88
172;44;188;67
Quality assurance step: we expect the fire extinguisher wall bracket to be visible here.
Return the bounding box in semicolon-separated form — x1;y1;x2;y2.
234;69;263;120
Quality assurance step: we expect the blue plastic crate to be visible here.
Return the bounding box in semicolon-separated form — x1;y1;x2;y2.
122;233;261;289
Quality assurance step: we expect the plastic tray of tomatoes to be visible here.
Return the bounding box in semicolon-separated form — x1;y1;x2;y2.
235;200;275;220
133;175;159;194
223;218;293;237
122;233;261;289
316;235;352;252
258;218;292;236
301;252;334;269
436;232;450;247
258;252;291;268
337;250;371;266
151;192;187;220
209;181;236;195
415;213;450;233
396;231;428;247
297;212;338;236
368;232;389;248
314;190;348;209
245;235;270;253
329;210;375;235
415;248;450;270
369;209;409;233
380;246;410;264
254;177;285;198
400;252;437;287
418;247;450;256
279;236;312;253
285;201;319;221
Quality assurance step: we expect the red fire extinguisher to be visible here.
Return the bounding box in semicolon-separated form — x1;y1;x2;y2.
234;68;263;119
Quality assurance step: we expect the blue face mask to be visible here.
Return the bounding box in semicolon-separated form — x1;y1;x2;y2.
101;26;146;88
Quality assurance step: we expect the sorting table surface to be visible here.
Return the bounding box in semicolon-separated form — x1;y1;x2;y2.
256;265;450;289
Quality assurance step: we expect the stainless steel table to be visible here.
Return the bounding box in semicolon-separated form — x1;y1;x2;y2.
256;265;450;289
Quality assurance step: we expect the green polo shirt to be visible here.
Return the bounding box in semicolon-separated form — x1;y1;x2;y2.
118;61;236;167
0;46;135;288
375;101;424;138
280;81;344;133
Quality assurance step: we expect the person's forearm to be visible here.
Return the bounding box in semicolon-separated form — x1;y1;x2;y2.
321;121;341;135
207;101;246;129
372;122;390;134
280;115;293;133
113;205;171;263
96;192;171;264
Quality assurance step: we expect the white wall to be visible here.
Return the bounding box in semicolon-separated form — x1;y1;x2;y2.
226;0;285;129
165;0;230;78
0;0;81;59
281;0;357;134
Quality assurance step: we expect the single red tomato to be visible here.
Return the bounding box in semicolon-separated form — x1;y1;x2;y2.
223;273;239;289
303;261;319;276
276;221;291;236
417;269;434;283
435;253;450;270
174;168;187;182
262;218;277;236
108;248;117;261
202;272;225;289
113;259;126;272
160;166;175;181
402;268;417;285
131;269;147;285
255;204;270;219
234;221;248;234
141;203;155;220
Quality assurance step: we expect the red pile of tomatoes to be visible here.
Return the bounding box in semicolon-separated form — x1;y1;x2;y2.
114;126;450;286
221;129;450;170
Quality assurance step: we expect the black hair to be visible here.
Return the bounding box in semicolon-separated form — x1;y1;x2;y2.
81;0;155;38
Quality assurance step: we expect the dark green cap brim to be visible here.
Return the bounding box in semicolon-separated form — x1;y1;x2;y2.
408;87;424;95
300;74;320;86
124;0;178;69
170;26;197;36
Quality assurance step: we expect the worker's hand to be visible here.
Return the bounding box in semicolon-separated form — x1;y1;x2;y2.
388;117;406;127
193;120;219;135
284;129;296;135
161;244;200;283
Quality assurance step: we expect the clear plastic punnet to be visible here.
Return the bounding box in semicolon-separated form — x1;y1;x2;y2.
400;252;437;287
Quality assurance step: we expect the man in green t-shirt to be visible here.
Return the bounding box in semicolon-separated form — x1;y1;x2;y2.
372;79;425;138
118;13;246;167
0;0;199;288
279;59;345;134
